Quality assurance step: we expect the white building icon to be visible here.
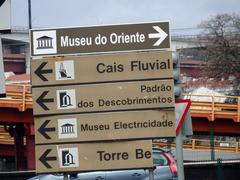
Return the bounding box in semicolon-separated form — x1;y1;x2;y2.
36;36;54;49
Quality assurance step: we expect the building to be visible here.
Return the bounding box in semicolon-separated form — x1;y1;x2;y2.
0;27;30;74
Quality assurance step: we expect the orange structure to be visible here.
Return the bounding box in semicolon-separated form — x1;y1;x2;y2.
186;94;240;134
0;84;34;170
0;83;240;170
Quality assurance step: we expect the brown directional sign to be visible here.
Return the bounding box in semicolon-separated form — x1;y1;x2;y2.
35;140;153;173
35;109;175;144
30;22;170;56
32;79;174;116
30;21;176;175
31;51;173;87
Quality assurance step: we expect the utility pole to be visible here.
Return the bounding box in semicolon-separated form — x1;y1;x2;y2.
176;128;185;180
210;128;215;161
0;35;6;97
28;0;32;29
173;51;185;180
26;0;32;74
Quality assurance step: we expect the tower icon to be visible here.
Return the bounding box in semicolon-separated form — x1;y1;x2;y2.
59;147;79;168
62;150;75;166
57;89;76;110
59;91;73;107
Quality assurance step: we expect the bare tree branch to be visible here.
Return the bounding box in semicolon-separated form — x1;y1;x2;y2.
198;13;240;87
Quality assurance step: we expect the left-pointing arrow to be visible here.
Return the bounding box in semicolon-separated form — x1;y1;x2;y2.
148;26;168;46
39;149;57;169
35;62;53;81
36;91;54;110
38;120;56;139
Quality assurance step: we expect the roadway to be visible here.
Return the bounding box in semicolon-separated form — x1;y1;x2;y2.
179;149;240;161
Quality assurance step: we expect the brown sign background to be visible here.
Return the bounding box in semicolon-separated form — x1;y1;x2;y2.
35;109;175;144
32;79;174;116
31;22;169;56
31;51;173;87
36;140;153;173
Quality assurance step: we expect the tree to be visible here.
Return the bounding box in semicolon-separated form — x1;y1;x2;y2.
198;13;240;86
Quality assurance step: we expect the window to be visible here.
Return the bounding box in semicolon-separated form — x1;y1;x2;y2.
153;152;169;166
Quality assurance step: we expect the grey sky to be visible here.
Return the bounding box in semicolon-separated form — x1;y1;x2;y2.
11;0;240;35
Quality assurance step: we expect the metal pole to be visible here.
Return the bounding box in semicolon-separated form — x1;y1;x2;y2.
217;158;224;180
176;128;185;180
0;36;6;97
63;173;69;180
27;0;32;74
149;168;154;180
28;0;32;29
210;128;215;161
167;138;173;153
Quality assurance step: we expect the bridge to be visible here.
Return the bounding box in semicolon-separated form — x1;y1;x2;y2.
0;83;239;171
186;93;240;135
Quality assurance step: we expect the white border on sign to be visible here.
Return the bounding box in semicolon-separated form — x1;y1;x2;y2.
32;30;57;55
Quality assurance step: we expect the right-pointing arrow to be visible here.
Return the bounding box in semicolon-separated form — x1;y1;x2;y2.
36;91;54;110
35;62;53;81
39;149;57;169
148;26;168;46
38;120;56;140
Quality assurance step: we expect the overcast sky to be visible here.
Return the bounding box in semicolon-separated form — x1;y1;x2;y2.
11;0;240;35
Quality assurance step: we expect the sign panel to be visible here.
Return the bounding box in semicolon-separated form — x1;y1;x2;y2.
32;79;174;116
31;51;173;87
36;140;153;173
175;99;192;136
35;109;175;144
175;99;191;135
30;22;170;56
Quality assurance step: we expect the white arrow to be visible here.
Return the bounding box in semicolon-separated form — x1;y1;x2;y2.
148;26;168;46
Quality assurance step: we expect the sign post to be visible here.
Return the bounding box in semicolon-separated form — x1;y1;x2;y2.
30;21;176;175
176;128;185;180
0;36;6;97
175;99;192;180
